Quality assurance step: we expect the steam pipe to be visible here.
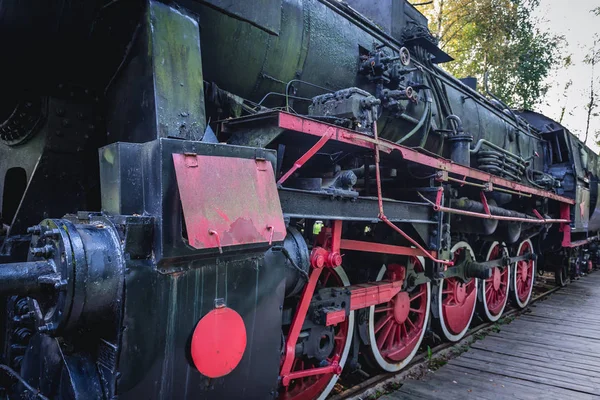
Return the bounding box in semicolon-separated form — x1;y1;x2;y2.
470;139;526;164
396;100;432;145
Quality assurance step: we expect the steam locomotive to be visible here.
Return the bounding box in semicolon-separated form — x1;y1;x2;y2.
0;0;597;399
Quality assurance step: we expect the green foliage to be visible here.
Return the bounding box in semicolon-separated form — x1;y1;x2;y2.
412;0;560;109
583;8;600;145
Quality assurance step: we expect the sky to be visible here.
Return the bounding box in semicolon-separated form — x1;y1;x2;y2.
533;0;600;152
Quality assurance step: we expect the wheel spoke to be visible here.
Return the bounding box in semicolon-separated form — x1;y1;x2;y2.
377;319;394;347
374;314;392;334
400;322;407;340
385;322;396;349
397;324;404;343
406;317;417;331
410;291;425;301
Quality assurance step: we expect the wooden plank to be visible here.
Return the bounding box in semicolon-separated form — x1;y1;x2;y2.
460;349;600;384
502;320;600;340
472;338;600;371
449;357;599;394
495;323;600;342
524;312;600;326
388;383;463;400
445;364;594;399
473;335;600;362
441;364;591;400
518;314;600;330
380;272;600;399
488;329;600;350
380;388;434;400
398;379;498;400
429;368;542;400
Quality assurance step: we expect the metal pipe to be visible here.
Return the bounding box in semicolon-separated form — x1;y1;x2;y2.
396;100;431;145
441;205;566;224
418;193;568;224
452;198;538;219
470;139;526;164
0;260;55;296
446;176;531;197
477;165;522;182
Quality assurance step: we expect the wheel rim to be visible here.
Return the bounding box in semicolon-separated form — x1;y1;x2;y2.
556;265;568;286
438;241;478;342
481;242;510;322
280;266;354;400
367;257;431;372
514;239;535;308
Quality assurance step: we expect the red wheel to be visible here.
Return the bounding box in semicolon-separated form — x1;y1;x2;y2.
437;241;478;342
280;266;354;400
366;257;431;371
479;242;510;322
513;239;535;308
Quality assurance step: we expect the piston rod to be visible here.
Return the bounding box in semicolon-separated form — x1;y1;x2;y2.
0;260;54;296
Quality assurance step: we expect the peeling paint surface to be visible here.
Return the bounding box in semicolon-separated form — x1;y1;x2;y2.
173;154;286;249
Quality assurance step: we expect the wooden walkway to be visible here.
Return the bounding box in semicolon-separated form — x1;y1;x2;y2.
382;272;600;400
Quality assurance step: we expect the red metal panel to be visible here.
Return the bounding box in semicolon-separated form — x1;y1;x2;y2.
173;154;286;250
277;112;575;205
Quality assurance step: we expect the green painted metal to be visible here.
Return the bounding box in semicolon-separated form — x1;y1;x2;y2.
150;1;206;139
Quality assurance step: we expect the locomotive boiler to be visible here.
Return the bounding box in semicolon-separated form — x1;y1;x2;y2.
0;0;597;399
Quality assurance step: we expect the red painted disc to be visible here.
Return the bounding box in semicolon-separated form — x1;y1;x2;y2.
191;307;247;378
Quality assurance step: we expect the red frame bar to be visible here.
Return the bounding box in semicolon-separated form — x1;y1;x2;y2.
277;112;575;205
560;203;572;247
568;239;590;248
325;280;404;326
340;239;437;258
280;219;346;386
277;126;335;184
349;280;403;310
280;266;324;383
532;209;544;220
480;192;491;216
281;356;342;386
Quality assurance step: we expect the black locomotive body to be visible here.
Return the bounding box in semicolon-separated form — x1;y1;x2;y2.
0;1;596;399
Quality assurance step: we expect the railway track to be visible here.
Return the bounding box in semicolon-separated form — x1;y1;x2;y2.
330;276;565;400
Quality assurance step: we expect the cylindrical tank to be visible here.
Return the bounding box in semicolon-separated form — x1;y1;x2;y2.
0;0;545;173
192;0;543;169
